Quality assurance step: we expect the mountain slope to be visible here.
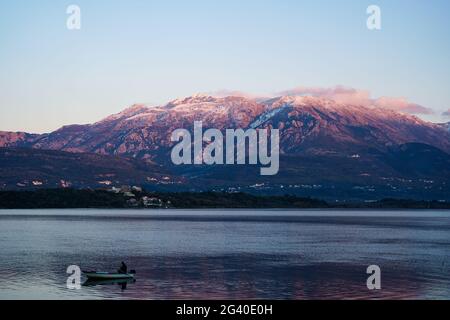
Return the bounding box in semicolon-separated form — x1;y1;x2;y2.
0;131;41;148
438;122;450;132
1;95;450;200
0;148;173;190
1;95;449;159
260;96;450;155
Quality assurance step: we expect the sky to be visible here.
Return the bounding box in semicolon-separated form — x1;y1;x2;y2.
0;0;449;133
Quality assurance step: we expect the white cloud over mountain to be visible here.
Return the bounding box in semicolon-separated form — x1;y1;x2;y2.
276;86;434;115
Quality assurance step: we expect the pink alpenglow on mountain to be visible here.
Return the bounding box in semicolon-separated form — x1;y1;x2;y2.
1;94;449;159
1;93;450;200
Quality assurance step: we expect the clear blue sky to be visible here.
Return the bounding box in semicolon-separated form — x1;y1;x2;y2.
1;0;449;133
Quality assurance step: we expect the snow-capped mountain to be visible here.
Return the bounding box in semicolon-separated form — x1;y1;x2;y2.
1;94;450;200
2;95;449;158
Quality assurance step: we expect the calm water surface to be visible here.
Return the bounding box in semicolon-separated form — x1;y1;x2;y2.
0;209;449;300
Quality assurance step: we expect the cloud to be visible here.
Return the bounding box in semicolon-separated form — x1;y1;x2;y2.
443;109;450;117
372;97;433;115
278;86;371;106
277;85;434;115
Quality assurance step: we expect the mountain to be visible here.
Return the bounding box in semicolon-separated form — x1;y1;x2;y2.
0;96;267;160
439;122;450;132
1;95;450;200
2;95;448;158
0;131;41;148
0;148;176;191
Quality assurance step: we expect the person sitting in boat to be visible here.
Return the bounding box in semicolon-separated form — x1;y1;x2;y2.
118;261;128;274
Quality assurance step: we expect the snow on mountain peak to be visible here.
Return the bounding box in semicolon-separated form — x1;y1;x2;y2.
167;94;217;107
97;104;150;124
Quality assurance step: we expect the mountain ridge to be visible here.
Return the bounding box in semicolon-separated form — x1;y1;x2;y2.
1;94;450;200
1;95;449;157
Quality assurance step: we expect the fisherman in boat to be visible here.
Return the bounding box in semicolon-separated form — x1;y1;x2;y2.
118;261;128;274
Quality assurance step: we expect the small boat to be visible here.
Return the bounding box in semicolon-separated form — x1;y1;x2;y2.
82;270;136;280
83;278;136;287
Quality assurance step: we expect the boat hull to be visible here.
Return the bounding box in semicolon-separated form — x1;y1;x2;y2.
83;272;135;280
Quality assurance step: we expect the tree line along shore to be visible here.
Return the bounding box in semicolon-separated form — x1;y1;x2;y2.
0;189;449;209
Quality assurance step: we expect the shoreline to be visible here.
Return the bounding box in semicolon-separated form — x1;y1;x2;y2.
1;189;449;210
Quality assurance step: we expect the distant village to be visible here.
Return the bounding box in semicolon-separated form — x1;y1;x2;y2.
107;185;172;208
5;175;179;208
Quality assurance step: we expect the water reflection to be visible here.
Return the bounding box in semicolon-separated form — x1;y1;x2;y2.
0;210;449;300
83;278;136;291
89;255;430;300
